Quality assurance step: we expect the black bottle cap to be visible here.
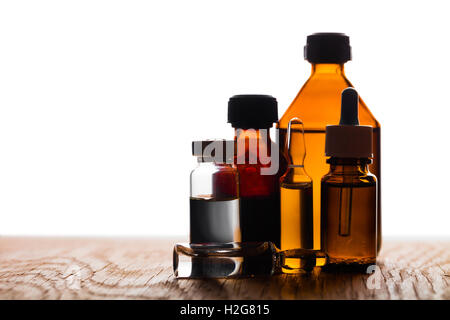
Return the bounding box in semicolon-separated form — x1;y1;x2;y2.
304;33;352;64
227;94;278;129
325;88;373;158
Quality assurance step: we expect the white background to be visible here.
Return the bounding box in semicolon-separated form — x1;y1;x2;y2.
0;0;448;238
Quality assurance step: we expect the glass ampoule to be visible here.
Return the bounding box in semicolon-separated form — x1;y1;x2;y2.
280;118;316;272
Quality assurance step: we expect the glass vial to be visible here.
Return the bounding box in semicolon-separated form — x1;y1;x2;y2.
174;140;243;278
228;95;286;248
189;140;240;244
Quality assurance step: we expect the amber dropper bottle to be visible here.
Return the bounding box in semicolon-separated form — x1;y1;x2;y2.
278;33;381;253
321;88;377;268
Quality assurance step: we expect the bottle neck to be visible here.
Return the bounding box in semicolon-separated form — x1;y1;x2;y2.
234;127;275;165
310;63;346;77
288;165;308;177
197;158;233;165
327;157;371;175
234;128;272;141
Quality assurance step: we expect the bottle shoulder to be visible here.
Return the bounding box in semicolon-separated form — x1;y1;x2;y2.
321;171;377;187
191;162;237;176
280;167;312;184
279;76;379;130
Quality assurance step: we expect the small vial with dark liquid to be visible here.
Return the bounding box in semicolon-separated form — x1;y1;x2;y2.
321;88;377;269
188;140;240;244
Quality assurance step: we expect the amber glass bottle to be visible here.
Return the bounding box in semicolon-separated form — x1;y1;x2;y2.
321;88;377;267
228;95;285;248
278;33;381;252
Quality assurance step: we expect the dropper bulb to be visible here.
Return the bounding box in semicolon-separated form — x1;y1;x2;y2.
339;87;359;126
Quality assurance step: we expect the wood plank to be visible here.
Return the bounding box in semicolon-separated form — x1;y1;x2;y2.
0;237;448;300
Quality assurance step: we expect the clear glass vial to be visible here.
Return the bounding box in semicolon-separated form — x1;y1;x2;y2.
174;140;247;278
189;140;240;244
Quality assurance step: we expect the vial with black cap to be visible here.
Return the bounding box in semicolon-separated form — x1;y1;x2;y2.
228;94;286;248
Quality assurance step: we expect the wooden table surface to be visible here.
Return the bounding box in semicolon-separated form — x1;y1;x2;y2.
0;237;448;300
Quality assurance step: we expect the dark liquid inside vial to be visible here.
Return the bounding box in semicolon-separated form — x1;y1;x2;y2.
190;197;241;244
240;194;280;248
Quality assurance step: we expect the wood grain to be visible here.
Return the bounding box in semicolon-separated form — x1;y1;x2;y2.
0;237;448;300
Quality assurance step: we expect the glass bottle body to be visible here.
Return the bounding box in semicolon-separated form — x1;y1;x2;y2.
278;64;381;252
280;166;316;272
321;158;377;266
234;128;285;248
280;168;313;251
175;155;243;279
